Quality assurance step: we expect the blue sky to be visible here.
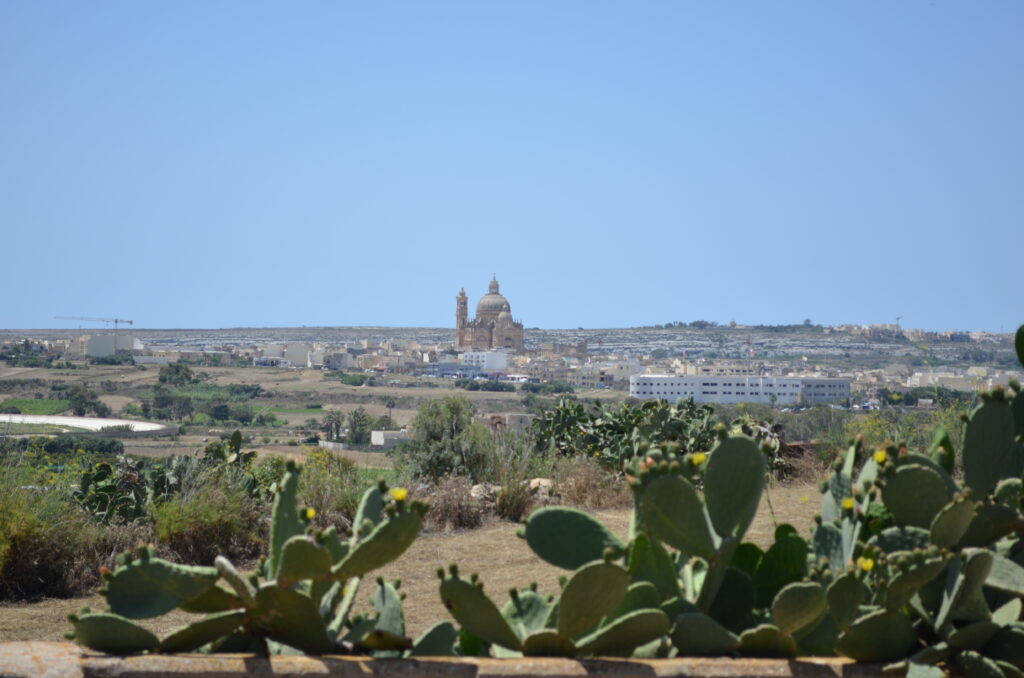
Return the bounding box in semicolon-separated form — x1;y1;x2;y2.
2;2;1021;332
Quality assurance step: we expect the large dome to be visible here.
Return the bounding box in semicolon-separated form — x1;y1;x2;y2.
476;277;511;317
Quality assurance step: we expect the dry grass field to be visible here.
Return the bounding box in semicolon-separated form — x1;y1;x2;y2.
0;481;818;644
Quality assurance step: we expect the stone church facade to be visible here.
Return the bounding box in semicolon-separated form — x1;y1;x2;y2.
455;277;525;352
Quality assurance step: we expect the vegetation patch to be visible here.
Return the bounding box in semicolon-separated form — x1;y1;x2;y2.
0;398;71;415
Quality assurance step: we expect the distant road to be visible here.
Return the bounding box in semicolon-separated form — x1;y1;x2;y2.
0;414;166;432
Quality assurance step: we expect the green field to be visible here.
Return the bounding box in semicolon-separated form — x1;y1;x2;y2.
0;398;70;415
269;406;326;414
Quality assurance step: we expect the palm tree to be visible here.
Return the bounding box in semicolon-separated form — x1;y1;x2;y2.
321;410;344;442
382;396;397;426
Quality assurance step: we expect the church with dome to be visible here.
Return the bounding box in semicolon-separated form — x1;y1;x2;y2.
455;277;525;352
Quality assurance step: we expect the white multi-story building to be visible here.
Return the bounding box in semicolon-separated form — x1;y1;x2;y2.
629;375;851;405
459;350;509;373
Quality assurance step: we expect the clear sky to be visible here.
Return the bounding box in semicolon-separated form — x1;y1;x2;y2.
2;2;1021;332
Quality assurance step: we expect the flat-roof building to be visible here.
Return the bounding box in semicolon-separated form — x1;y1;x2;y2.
629;375;850;405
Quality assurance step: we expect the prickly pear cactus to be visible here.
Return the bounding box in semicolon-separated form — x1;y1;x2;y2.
67;462;440;656
437;555;669;658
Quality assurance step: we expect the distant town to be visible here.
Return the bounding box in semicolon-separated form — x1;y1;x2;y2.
1;277;1018;411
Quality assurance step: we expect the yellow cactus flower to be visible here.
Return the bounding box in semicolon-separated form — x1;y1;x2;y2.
873;450;887;464
302;507;316;521
692;452;707;465
857;557;875;572
841;497;855;511
390;488;408;502
800;495;809;503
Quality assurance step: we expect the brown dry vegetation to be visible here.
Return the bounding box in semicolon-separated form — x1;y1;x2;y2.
0;481;818;644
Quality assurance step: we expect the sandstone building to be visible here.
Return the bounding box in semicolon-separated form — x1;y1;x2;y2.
455;277;525;352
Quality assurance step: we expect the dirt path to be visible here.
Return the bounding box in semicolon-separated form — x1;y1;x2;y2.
0;481;817;643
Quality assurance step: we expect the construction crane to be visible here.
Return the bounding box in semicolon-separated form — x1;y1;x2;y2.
55;317;134;352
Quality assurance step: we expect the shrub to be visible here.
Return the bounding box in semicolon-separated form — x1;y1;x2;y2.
484;437;546;522
152;484;263;564
299;449;362;529
389;396;494;482
0;484;150;600
424;475;483;531
549;455;630;510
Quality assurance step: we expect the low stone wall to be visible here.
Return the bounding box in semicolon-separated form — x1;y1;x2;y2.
0;642;884;678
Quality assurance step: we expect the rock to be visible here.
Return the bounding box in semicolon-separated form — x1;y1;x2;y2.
470;483;501;502
527;478;554;502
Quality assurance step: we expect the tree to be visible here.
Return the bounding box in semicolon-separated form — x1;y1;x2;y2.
67;385;109;417
347;407;372;445
382;396;397;424
388;396;493;481
207;401;230;422
158;363;196;386
321;410;344;442
171;396;194;421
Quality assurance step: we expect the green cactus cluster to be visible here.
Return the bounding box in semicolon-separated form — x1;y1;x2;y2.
67;324;1024;672
435;323;1024;670
802;334;1024;676
66;461;443;656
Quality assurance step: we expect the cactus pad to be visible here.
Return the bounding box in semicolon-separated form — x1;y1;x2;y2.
627;533;682;599
439;575;521;650
408;621;457;657
963;400;1024;498
957;650;1006;678
870;526;931;554
522;630;576;657
894;454;958;494
372;581;406;638
706;567;755;633
332;511;423;581
982;624;1024;666
253;584;333;654
812;523;845;570
523;507;625;570
104;558;219;619
179;585;243;614
937;551;994;630
558;561;630;639
948;620;1001;651
958;502;1021;547
885;556;947;613
882;464;953;529
276;535;333;587
994;478;1022;508
605;582;660;626
836;609;918;662
671;613;739;656
267;465;305;580
501;590;551;639
929;499;976;549
827;573;867;631
574;609;669;657
771;582;826;635
704;436;765;539
160;610;246;653
986;554;1024;598
639;474;716;559
69;612;160;654
736;624;797;658
753;526;808;608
